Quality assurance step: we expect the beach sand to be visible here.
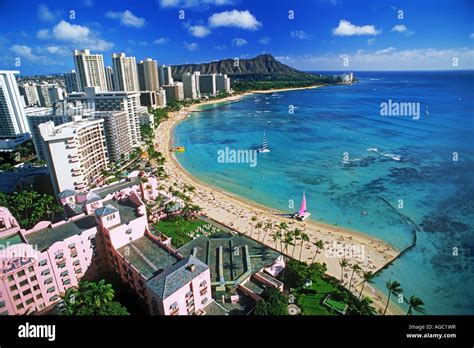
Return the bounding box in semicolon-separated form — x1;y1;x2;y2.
154;87;405;315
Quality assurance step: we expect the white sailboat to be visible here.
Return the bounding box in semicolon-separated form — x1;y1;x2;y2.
258;132;270;153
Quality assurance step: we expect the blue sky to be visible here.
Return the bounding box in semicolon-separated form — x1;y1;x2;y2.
0;0;473;74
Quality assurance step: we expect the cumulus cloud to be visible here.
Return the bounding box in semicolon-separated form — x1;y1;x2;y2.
10;45;41;61
159;0;234;8
154;37;169;45
183;42;199;51
189;25;211;38
290;30;310;40
392;24;414;36
105;10;146;28
37;20;114;51
209;10;261;30
333;20;380;36
375;47;396;54
231;38;247;47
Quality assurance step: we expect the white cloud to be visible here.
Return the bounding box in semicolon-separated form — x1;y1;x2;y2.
105;10;146;28
37;4;57;22
214;44;227;50
189;25;211;38
375;47;396;54
154;37;169;45
10;45;41;61
392;24;414;36
367;38;376;45
290;30;310;40
183;42;199;51
159;0;234;8
209;10;261;30
37;20;114;51
333;19;380;36
259;37;270;44
231;38;247;47
44;46;69;55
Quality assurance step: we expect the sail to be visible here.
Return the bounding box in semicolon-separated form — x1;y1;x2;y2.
262;133;268;149
298;192;307;215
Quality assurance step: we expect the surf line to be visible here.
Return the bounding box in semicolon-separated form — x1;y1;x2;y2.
374;196;418;275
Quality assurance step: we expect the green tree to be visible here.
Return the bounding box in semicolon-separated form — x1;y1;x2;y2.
384;280;403;315
348;263;362;291
358;271;375;300
339;258;348;284
298;231;310;262
407;295;425;315
254;287;288;316
311;239;324;263
358;296;377;315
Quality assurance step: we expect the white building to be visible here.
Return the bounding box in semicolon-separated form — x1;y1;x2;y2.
215;74;231;93
199;74;217;96
19;83;40;107
39;116;108;195
64;70;79;93
48;86;65;104
36;84;52;107
73;50;108;92
162;82;184;102
158;65;173;86
112;53;139;92
0;70;30;151
182;72;200;100
105;66;114;91
66;87;144;148
137;58;160;92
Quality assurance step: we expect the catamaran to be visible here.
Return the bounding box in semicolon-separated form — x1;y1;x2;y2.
258;132;270;153
294;191;311;221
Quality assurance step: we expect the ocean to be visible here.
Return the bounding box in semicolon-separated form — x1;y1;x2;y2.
173;71;474;314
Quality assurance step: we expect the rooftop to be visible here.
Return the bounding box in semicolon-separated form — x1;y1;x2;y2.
95;178;140;199
0;233;24;248
177;231;281;286
146;256;208;300
117;235;179;279
25;215;97;251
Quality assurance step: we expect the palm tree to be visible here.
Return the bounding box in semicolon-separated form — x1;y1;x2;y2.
384;280;403;315
311;239;324;263
255;221;263;240
358;296;377;315
298;232;310;262
348;263;362;291
291;229;302;258
250;215;257;237
358;271;375;299
282;230;294;255
262;222;273;243
407;295;425;315
271;230;282;251
277;222;288;251
339;258;348;284
83;279;115;308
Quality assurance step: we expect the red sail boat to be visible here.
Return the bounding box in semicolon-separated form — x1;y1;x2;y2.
294;191;311;221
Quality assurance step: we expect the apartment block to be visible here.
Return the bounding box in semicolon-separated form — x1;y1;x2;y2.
73;50;108;92
162;82;184;102
112;53;139;92
199;74;217;96
137;58;160;91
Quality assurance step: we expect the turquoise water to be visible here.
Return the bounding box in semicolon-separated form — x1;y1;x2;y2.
174;71;474;314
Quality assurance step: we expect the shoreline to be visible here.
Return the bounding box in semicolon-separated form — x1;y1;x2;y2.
155;87;405;315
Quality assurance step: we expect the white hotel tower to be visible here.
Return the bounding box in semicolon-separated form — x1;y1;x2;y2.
0;70;30;151
39;116;108;195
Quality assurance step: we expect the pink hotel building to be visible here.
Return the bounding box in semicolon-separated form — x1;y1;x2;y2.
0;172;212;315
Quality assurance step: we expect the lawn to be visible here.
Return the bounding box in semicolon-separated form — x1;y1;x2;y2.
152;219;207;248
294;277;340;316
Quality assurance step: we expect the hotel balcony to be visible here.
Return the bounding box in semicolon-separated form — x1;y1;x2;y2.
75;183;86;190
169;308;179;316
200;286;208;295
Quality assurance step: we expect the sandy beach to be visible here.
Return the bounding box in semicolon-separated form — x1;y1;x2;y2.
154;87;405;315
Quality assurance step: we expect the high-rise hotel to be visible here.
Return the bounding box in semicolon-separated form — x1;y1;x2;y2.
112;53;139;92
73;50;108;92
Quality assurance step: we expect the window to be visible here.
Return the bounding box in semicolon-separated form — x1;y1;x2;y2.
9;285;17;292
36;294;43;300
73;260;80;266
16;304;24;310
13;294;20;301
19;280;28;287
201;297;208;305
7;275;14;282
63;279;71;286
47;287;55;293
60;270;68;277
42;269;50;276
44;278;53;285
30;276;37;282
39;259;47;266
22;289;31;296
50;295;58;302
33;285;40;291
170;302;178;311
200;280;207;287
26;298;34;305
28;266;34;272
0;301;5;308
68;243;76;248
17;270;26;277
